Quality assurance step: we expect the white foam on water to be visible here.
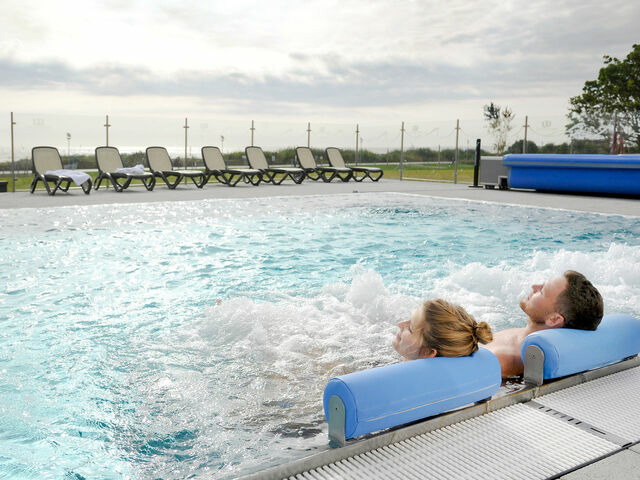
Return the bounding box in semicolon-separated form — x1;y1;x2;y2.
139;241;640;477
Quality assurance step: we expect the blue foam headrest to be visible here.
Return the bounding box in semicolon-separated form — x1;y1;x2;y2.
323;347;501;439
521;314;640;380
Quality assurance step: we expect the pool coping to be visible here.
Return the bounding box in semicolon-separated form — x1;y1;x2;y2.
237;356;640;480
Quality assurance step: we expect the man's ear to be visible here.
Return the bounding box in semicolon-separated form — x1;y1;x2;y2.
545;312;565;329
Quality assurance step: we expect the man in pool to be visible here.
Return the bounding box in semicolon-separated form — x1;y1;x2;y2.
486;270;603;378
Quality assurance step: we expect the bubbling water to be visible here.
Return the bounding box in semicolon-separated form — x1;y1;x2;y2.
0;193;639;479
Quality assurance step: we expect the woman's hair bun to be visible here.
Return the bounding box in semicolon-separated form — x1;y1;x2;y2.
474;321;493;344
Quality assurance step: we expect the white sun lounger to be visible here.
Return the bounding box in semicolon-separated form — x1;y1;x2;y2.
30;146;92;195
146;146;206;189
325;147;383;182
245;146;306;185
201;146;262;187
95;146;155;192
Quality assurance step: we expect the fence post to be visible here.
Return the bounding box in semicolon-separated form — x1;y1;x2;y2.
105;114;111;147
400;121;405;181
355;124;359;165
184;117;189;169
454;119;460;184
10;112;16;192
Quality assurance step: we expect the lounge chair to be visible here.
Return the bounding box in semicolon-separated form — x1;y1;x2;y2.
295;147;353;182
145;146;206;189
30;146;92;195
94;146;155;192
325;147;383;182
201;146;262;187
245;146;306;185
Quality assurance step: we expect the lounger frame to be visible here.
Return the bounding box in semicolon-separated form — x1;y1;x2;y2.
325;147;383;182
295;147;353;182
201;146;261;186
146;146;205;189
30;146;92;195
245;146;306;185
94;146;155;192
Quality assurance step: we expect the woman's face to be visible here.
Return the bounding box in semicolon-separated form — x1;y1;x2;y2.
392;307;431;360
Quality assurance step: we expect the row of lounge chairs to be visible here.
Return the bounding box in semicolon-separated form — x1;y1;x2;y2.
30;146;383;195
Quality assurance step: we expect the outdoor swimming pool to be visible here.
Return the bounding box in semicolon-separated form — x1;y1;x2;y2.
1;193;639;479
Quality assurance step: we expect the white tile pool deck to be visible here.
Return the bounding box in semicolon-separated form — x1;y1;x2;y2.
1;178;639;479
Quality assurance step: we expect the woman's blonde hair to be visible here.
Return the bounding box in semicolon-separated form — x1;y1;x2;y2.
420;299;493;357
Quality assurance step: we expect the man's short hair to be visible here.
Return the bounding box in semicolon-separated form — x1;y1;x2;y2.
555;270;603;330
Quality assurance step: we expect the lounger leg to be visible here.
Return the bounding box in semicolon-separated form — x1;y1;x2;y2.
30;176;39;194
292;172;305;184
94;173;104;190
81;180;92;194
226;173;242;187
43;177;54;195
157;172;181;189
121;177;133;191
58;179;72;192
190;174;205;188
142;176;156;191
246;173;261;186
261;171;276;184
111;175;125;192
370;171;383;181
272;173;286;185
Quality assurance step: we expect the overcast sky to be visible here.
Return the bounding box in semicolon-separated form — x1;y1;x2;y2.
1;0;639;151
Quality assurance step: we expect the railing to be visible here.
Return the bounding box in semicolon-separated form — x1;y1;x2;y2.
1;112;575;192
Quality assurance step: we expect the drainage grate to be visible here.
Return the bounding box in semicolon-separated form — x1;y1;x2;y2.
536;366;640;443
288;403;618;480
527;401;630;447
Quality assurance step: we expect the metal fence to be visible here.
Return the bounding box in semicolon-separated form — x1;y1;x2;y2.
1;111;574;191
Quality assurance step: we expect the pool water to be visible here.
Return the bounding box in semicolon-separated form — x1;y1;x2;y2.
1;193;639;479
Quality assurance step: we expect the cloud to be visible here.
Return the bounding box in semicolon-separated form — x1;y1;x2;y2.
1;0;639;121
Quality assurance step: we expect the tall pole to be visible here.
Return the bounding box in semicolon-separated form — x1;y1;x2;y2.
220;135;225;153
610;112;618;154
523;115;529;153
400;121;405;181
250;120;255;146
307;122;311;147
355;124;359;165
104;114;111;146
10;112;16;192
183;117;189;168
66;133;71;162
454;119;460;184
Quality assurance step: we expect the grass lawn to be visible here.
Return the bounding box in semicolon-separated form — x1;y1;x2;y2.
0;164;475;192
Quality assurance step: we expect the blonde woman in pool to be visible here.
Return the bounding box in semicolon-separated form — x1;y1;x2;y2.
393;299;493;360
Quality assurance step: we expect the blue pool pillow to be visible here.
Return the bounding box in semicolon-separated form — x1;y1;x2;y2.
521;314;640;380
323;347;501;440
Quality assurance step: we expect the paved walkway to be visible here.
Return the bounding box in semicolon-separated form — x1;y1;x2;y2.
1;179;639;216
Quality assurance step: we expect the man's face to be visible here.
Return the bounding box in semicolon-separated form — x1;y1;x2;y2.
519;275;568;326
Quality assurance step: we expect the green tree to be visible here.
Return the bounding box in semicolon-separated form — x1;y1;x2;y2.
506;140;538;154
567;44;640;148
483;102;515;154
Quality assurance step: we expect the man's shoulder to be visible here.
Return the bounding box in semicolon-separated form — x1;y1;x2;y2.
492;327;528;344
